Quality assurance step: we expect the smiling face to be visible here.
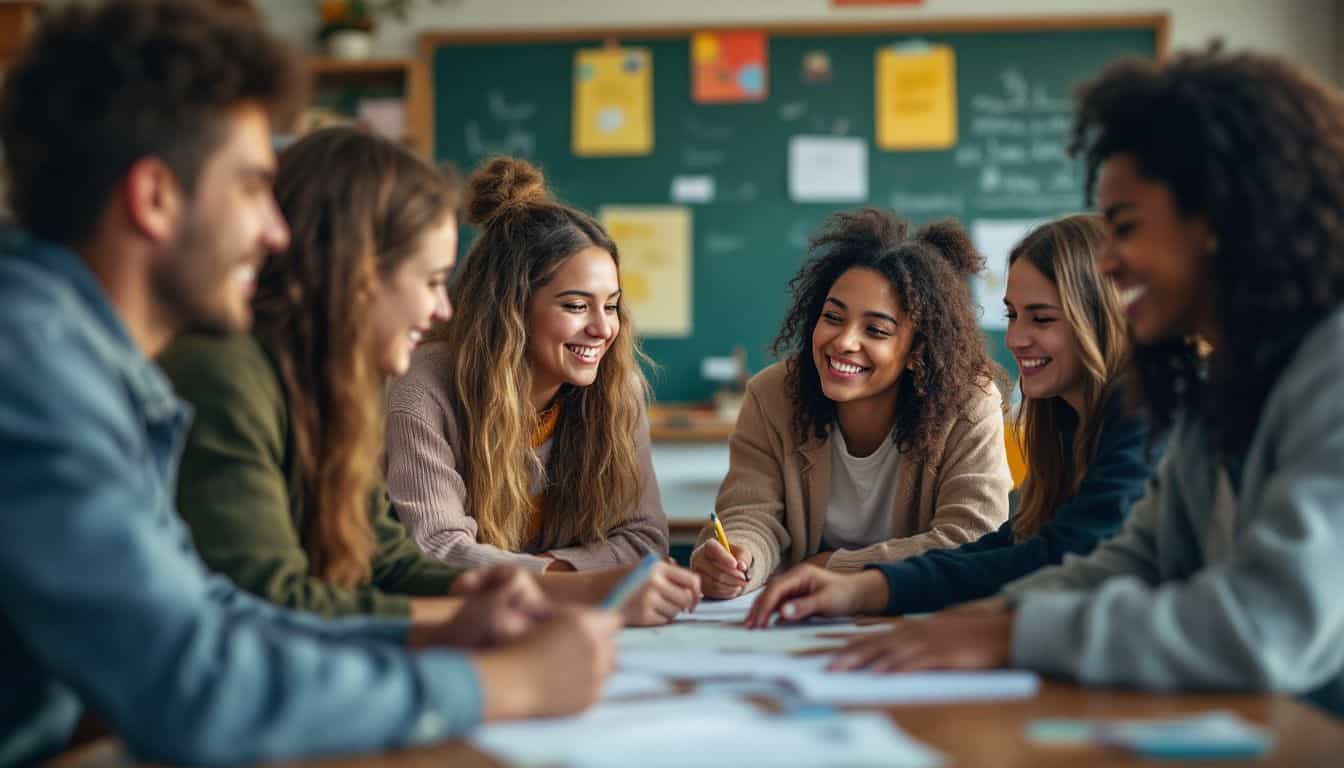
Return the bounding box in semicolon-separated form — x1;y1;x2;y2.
159;104;290;335
1096;153;1216;345
1004;258;1087;413
369;214;457;377
525;245;621;407
810;266;916;411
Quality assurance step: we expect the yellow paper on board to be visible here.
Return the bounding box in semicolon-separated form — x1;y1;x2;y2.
875;44;957;150
600;206;692;337
573;47;653;156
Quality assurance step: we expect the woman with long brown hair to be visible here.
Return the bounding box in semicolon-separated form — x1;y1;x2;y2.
384;156;699;626
745;213;1156;623
163;127;533;628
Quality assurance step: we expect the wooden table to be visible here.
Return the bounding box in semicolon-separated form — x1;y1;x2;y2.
47;683;1344;767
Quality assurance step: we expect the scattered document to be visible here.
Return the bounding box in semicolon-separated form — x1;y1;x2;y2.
619;620;888;654
789;669;1041;704
471;695;943;768
602;670;675;700
788;135;869;202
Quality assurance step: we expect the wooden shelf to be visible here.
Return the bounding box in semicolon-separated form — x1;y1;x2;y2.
302;55;432;157
307;57;415;76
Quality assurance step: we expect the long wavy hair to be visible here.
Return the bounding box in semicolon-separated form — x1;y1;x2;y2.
1010;215;1131;539
429;156;650;552
252;127;457;587
1072;46;1344;456
772;209;1005;461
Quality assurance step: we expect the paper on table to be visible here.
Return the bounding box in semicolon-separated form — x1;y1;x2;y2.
619;621;890;654
602;670;675;700
470;695;761;766
789;669;1041;704
578;711;943;768
618;649;833;680
682;592;758;623
471;694;943;768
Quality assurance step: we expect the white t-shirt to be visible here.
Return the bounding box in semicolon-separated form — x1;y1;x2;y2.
822;428;903;550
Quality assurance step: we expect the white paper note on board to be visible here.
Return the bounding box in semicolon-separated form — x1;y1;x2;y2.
971;218;1045;330
788;135;868;202
671;174;716;203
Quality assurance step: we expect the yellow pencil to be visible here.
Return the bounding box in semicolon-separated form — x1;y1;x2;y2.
709;511;748;577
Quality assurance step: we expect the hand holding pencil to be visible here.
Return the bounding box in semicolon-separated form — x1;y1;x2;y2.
690;511;755;599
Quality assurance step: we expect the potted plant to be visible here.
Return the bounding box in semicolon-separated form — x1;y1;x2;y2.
318;0;376;59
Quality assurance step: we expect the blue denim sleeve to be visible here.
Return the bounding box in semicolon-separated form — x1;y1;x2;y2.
0;327;482;766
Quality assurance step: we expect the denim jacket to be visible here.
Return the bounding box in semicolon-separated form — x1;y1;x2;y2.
0;229;481;766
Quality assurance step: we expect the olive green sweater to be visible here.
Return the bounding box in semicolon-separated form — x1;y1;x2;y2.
159;333;462;618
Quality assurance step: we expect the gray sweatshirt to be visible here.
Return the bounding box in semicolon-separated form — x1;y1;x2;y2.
1004;306;1344;715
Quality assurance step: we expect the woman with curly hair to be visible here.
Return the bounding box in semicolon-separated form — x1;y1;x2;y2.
817;48;1344;715
744;214;1158;624
690;209;1014;599
384;156;700;626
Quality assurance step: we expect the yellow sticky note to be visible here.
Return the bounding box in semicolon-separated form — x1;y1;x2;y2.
600;206;692;337
573;47;653;157
875;44;957;151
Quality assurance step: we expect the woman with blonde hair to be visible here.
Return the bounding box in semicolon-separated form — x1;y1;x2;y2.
746;213;1156;624
385;156;699;626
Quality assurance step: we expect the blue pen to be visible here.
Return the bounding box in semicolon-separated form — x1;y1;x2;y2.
600;552;661;610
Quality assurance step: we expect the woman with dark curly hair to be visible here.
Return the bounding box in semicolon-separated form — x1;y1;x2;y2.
819;48;1344;716
690;209;1013;599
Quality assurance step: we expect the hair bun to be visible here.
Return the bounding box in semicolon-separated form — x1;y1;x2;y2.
465;156;548;227
917;219;984;277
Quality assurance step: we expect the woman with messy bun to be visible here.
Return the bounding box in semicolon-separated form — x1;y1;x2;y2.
384;156;700;627
691;208;1013;598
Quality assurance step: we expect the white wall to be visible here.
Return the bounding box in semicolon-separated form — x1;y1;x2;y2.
258;0;1339;81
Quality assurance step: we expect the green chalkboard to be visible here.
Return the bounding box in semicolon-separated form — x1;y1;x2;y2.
429;19;1162;402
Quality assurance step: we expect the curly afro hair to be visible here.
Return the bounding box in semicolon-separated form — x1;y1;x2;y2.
1071;46;1344;455
771;208;1005;461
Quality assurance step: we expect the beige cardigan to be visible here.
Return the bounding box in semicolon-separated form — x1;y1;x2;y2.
698;361;1012;588
384;341;669;572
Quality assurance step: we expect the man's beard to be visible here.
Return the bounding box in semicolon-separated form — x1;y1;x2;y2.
150;217;257;337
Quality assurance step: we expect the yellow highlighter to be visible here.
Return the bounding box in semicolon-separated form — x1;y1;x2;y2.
709;511;749;578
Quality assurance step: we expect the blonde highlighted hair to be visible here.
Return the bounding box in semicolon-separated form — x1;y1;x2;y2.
252;127;458;587
430;156;649;551
1010;214;1131;540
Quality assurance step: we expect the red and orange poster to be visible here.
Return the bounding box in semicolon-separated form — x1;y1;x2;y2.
691;31;768;103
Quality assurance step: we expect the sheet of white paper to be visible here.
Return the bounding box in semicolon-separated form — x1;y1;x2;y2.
619;621;890;654
788;135;869;202
470;695;761;766
682;592;758;623
602;670;675;700
618;649;833;680
576;711;943;768
671;174;716;203
472;694;943;768
790;669;1041;704
970;218;1045;330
